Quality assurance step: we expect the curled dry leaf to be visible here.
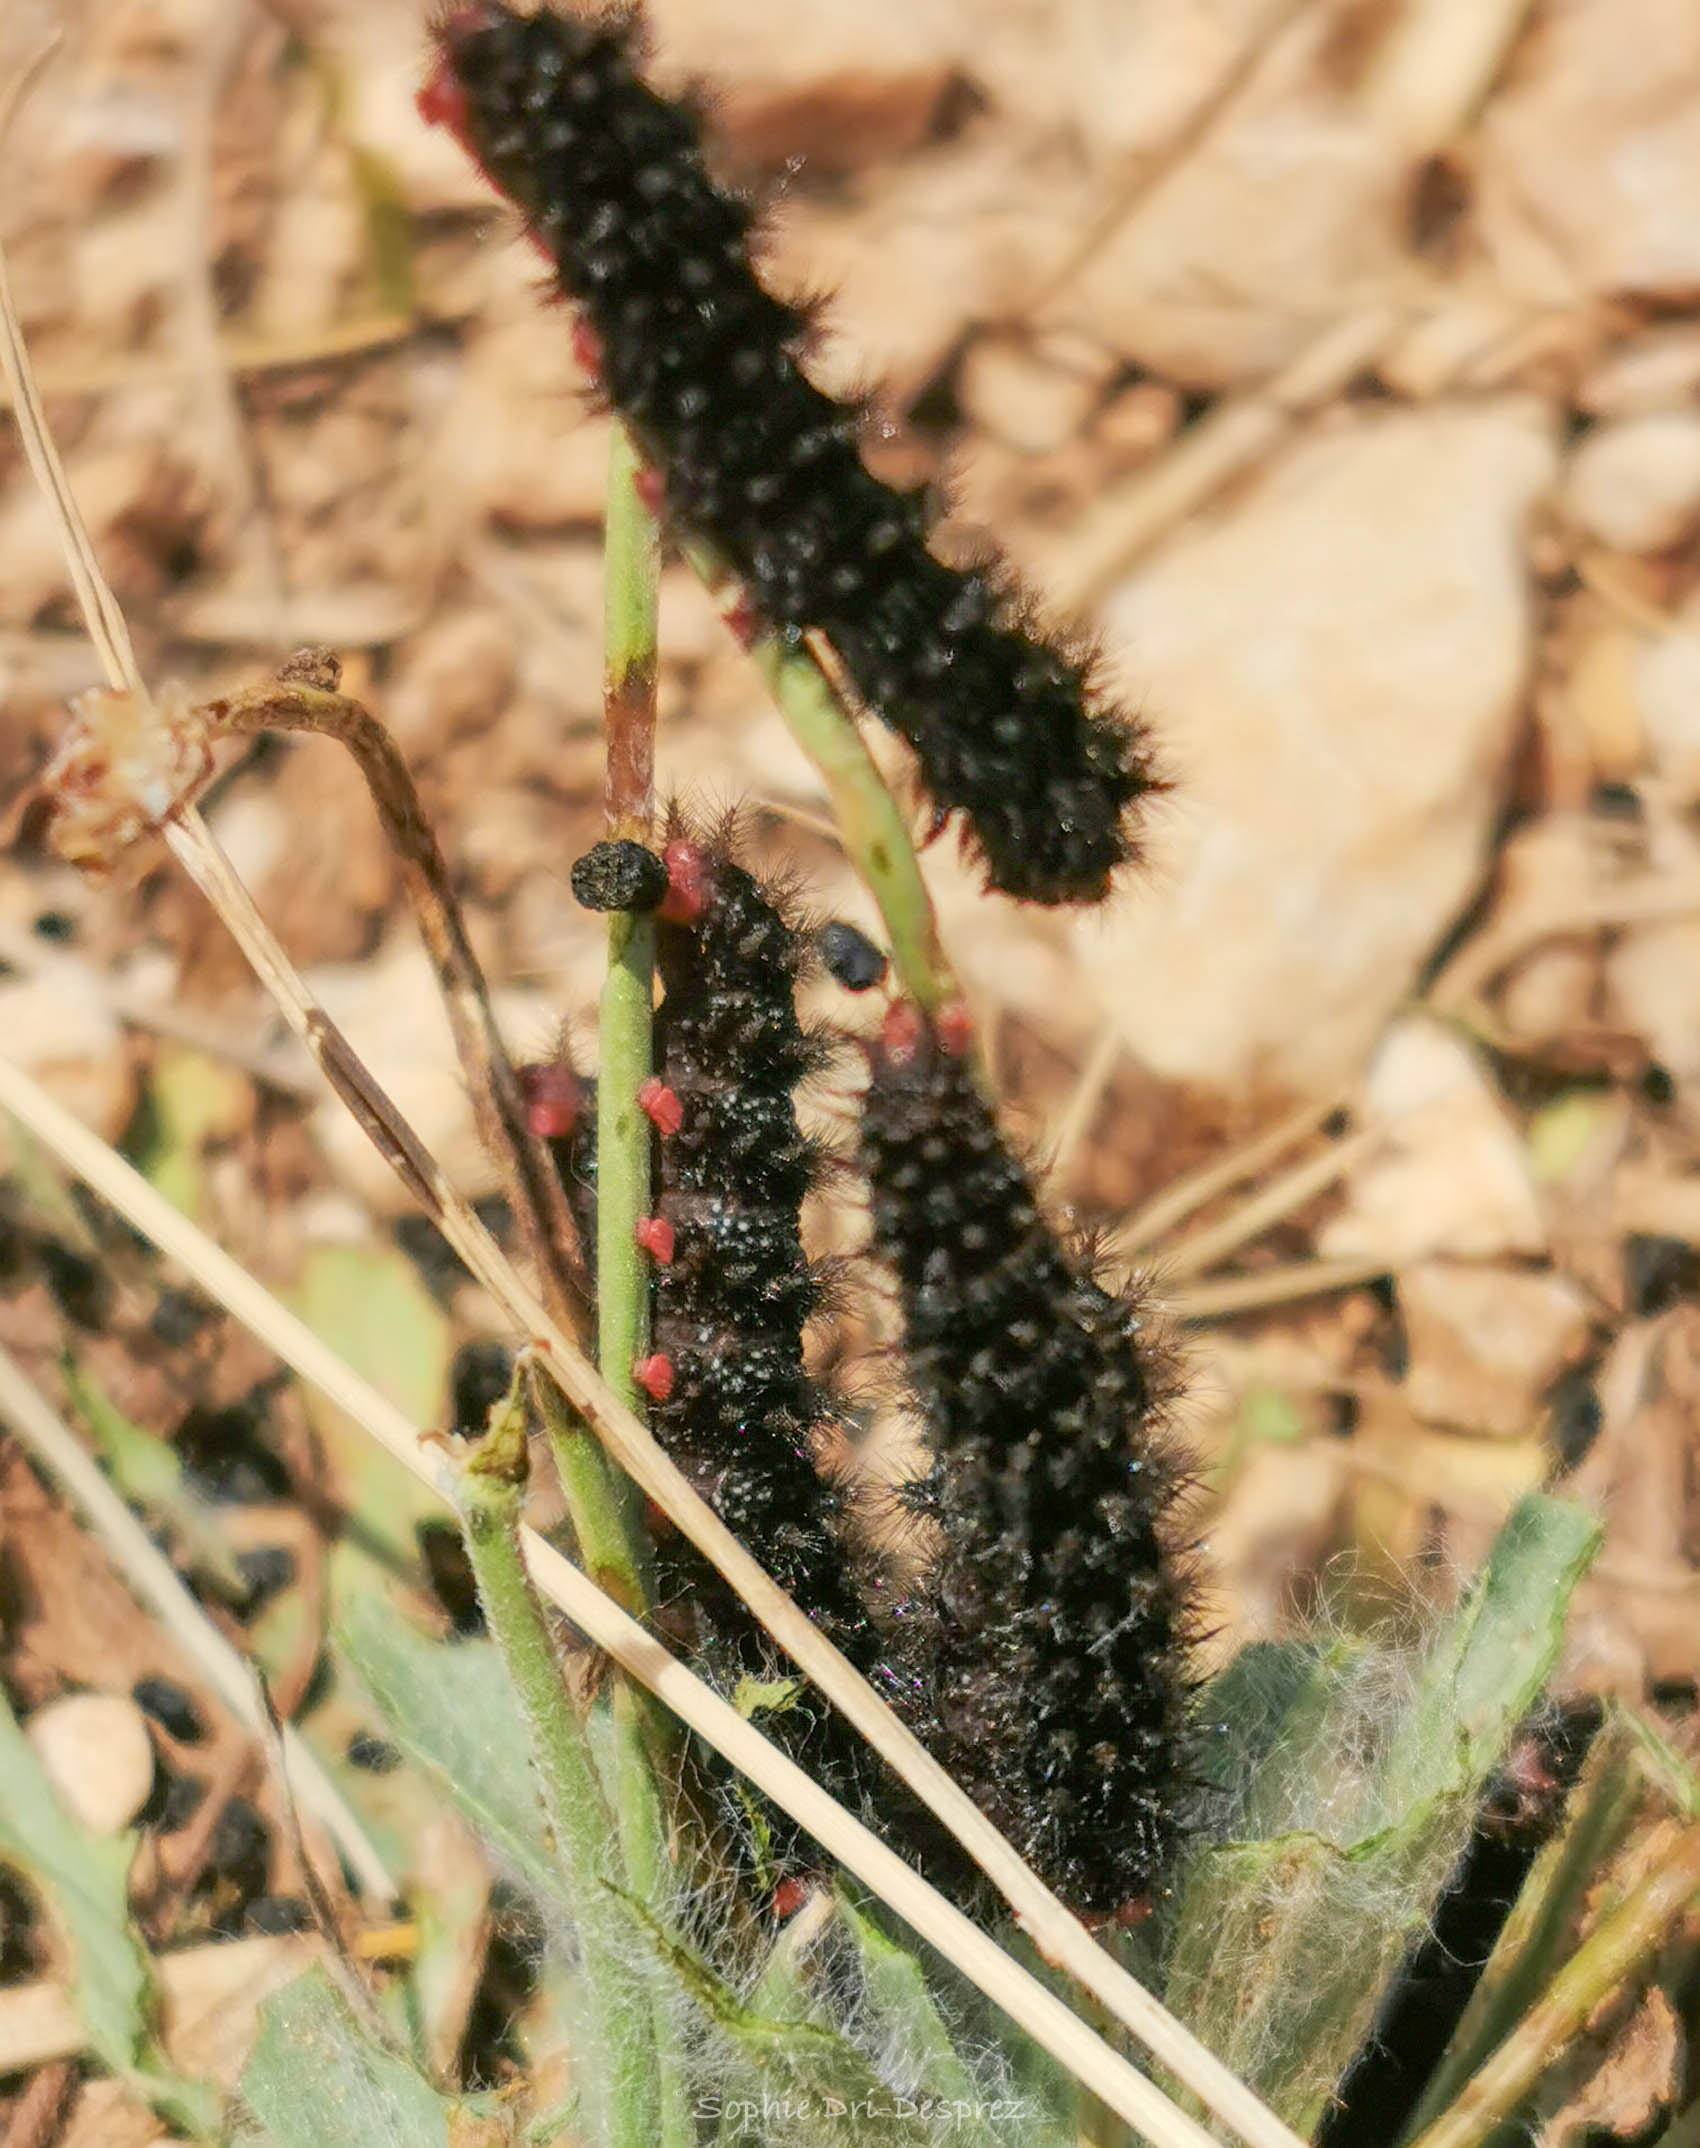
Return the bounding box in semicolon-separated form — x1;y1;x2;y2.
38;683;212;878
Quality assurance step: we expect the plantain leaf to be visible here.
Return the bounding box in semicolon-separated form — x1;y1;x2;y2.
240;1965;466;2148
336;1592;562;1918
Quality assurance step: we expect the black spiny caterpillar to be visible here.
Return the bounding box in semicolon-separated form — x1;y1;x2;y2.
631;817;946;1874
421;4;1156;906
861;1004;1196;1914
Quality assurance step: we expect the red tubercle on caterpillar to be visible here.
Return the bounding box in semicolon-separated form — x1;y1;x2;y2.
633;1353;675;1403
637;1076;684;1136
935;1000;976;1058
518;1061;585;1139
634;1214;676;1264
632;460;666;516
721;589;760;650
416;18;484;146
872;998;973;1069
571;315;604;383
876;1000;928;1068
770;1876;810;1920
1060;1892;1154;1940
657;837;710;925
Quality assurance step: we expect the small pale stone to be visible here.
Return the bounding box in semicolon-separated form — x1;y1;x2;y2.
0;962;132;1142
1608;914;1700;1083
1321;1019;1546;1263
1564;413;1700;553
957;333;1101;455
1498;941;1598;1051
646;0;959;169
1083;402;1555;1090
1095;379;1182;465
1580;325;1700;417
1400;1261;1591;1437
1478;0;1700;301
27;1693;155;1836
1634;608;1700;804
1566;621;1646;784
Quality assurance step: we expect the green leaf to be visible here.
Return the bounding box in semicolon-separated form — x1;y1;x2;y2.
337;1592;564;1919
1165;1494;1602;2131
290;1243;449;1569
619;1896;933;2148
0;1684;147;2072
833;1890;1013;2148
0;1686;220;2136
132;1044;252;1219
240;1965;460;2148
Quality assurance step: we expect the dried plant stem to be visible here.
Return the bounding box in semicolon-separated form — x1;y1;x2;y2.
0;1337;394;1904
1048;305;1404;609
1163;1125;1380;1280
1022;0;1316;318
1169;1253;1393;1320
457;1382;658;2148
1111;1089;1352;1263
204;672;590;1313
0;1051;1280;2148
679;536;956;1015
1406;1823;1700;2148
0;313;419;414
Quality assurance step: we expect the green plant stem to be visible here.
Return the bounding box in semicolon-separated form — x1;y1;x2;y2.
534;1369;652;1610
596;416;663;1460
458;1394;656;2148
596;910;656;1429
1406;1822;1700;2148
679;535;956;1015
593;421;693;2148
